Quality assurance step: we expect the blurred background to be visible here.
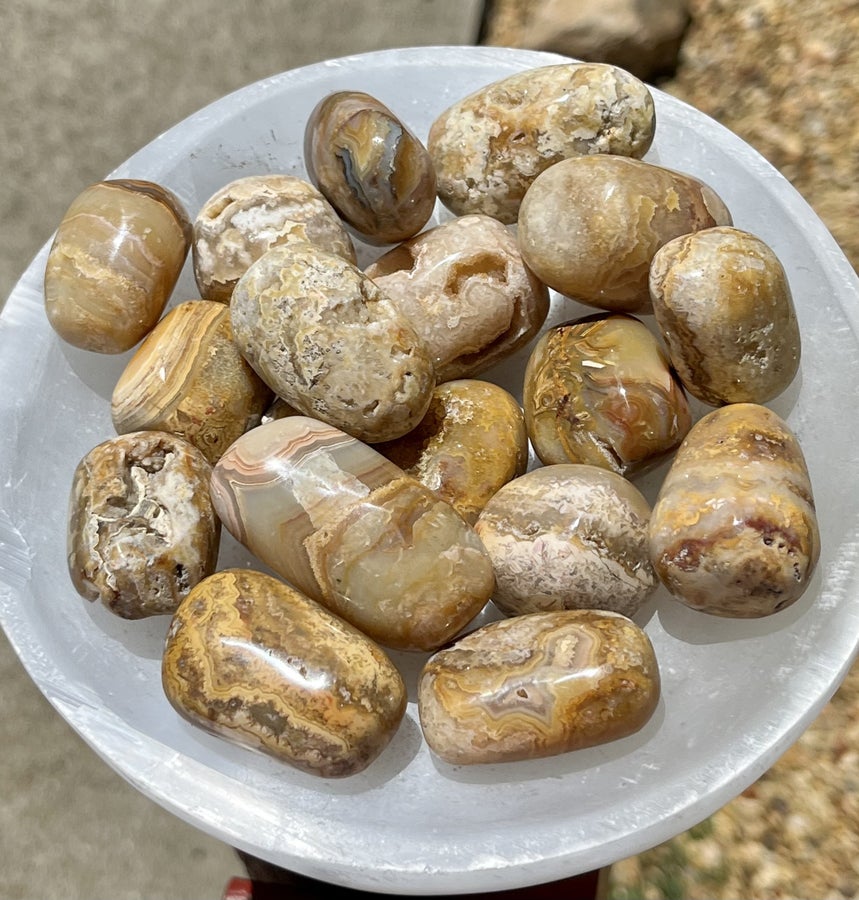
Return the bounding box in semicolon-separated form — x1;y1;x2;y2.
2;1;857;899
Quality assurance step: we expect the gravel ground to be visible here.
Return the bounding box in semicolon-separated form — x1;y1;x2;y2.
484;2;859;897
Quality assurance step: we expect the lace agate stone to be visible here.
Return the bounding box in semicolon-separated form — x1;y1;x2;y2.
649;403;820;618
418;610;660;766
428;62;655;224
304;90;436;245
45;179;191;353
210;416;495;652
518;156;732;313
162;568;406;778
364;214;549;382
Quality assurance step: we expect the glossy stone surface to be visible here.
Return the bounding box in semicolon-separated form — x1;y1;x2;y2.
428;62;655;224
112;300;273;464
474;464;655;618
230;242;435;443
304;90;436;245
518;156;732;312
523;314;692;475
44;179;191;353
162;568;406;778
192;174;356;303
418;609;660;765
364;214;550;381
210;416;495;652
376;379;528;525
649;226;801;405
649;403;820;617
67;431;220;619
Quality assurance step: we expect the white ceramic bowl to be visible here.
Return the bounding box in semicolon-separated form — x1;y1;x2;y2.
2;46;858;895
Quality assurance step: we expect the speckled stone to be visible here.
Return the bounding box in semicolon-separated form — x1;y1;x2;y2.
364;214;549;381
375;379;529;525
523;313;692;475
428;62;655;223
229;242;435;443
67;431;220;619
649;226;801;405
518;155;732;312
418;609;660;765
474;463;656;618
210;416;495;651
649;402;820;617
111;300;273;464
162;568;407;778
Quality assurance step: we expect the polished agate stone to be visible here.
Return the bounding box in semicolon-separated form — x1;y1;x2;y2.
428;62;655;224
649;226;801;405
364;214;549;381
68;431;220;619
304;90;436;245
518;156;732;313
162;568;406;778
192;174;356;303
230;243;435;443
474;464;655;618
210;416;495;651
44;179;191;353
111;300;273;464
418;609;660;765
649;403;820;617
523;314;692;475
376;379;529;525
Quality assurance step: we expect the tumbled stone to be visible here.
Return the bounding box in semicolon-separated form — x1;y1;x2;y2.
649;226;801;406
44;179;191;353
162;568;407;777
523;313;691;475
192;174;356;303
67;431;220;619
376;379;529;525
364;214;549;381
418;609;660;765
304;90;436;244
428;62;655;224
474;464;656;618
230;242;435;443
111;300;273;464
649;403;820;617
210;416;495;652
518;156;732;312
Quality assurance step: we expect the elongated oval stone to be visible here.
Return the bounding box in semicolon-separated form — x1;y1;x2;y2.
418;609;660;765
649;403;820;617
162;568;407;777
45;179;191;353
111;300;273;464
210;416;495;652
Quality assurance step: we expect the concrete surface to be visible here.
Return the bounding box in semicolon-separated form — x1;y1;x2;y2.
0;3;482;898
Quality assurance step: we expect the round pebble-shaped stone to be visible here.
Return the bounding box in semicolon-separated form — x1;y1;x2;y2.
523;314;692;475
162;568;407;778
304;90;436;245
230;242;435;443
365;214;549;381
376;379;529;525
518;156;732;312
428;62;655;224
192;174;356;303
67;431;220;619
474;464;656;618
649;226;801;405
418;609;660;765
649;403;820;617
210;416;495;652
44;179;191;353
